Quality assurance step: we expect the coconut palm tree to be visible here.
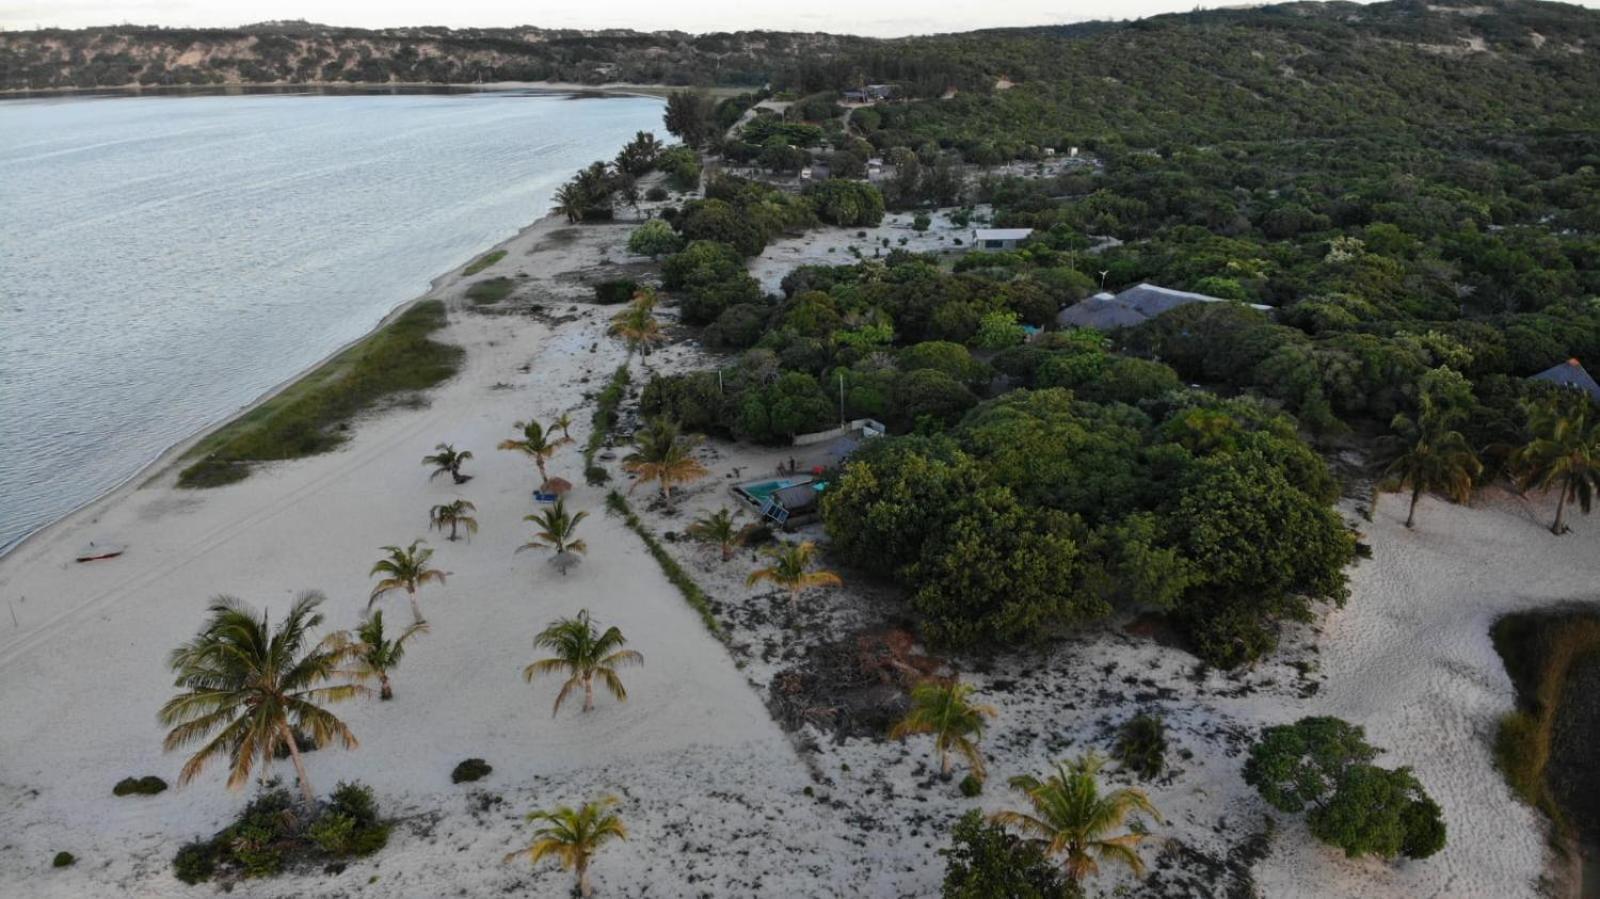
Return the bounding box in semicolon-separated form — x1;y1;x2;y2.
159;592;364;809
499;419;562;484
348;609;429;701
421;443;473;484
608;291;665;359
889;680;998;781
994;754;1161;883
685;508;754;562
504;796;627;898
523;609;643;715
368;540;446;617
518;498;589;575
429;499;479;542
745;540;842;610
622;418;707;508
554;182;589;224
1374;411;1482;528
551;411;576;444
1513;398;1600;535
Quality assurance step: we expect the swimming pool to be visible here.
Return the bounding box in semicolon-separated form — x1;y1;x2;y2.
737;478;810;502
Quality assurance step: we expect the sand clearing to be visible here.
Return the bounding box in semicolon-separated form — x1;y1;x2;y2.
2;209;1597;897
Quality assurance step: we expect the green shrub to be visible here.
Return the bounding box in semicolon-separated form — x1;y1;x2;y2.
173;841;217;884
645;185;669;202
451;758;493;784
594;278;638;305
308;813;358;856
465;277;515;305
113;775;168;796
913;212;932;232
52;851;75;868
626;219;684;258
940;810;1079;899
958;774;983;797
1114;714;1167;780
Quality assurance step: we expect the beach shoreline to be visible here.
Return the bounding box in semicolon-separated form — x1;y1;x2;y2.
0;202;578;565
0;80;738;100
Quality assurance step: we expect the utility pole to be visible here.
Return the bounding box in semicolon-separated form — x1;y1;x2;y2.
838;372;846;427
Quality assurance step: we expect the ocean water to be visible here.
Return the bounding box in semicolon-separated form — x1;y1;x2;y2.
0;89;664;554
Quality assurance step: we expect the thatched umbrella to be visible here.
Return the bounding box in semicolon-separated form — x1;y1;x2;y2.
541;477;573;496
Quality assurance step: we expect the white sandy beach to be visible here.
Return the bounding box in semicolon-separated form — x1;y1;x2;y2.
1;205;1597;898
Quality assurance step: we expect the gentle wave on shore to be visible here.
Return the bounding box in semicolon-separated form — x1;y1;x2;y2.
0;89;662;553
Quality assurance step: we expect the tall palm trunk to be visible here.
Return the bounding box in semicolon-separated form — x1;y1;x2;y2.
721;543;734;562
379;672;393;701
583;675;596;712
577;858;593;897
1406;485;1422;528
1552;478;1570;535
279;720;317;809
406;586;421;620
449;520;459;541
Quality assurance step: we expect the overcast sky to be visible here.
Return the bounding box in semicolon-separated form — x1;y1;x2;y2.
0;0;1399;37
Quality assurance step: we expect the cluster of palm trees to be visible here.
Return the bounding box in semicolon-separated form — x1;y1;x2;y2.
1377;393;1600;534
888;678;1162;884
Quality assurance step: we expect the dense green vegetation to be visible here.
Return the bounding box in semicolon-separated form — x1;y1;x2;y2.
179;300;461;487
1491;607;1600;835
1244;717;1447;860
173;781;389;883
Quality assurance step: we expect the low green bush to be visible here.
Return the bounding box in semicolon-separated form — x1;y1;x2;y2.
113;775;168;796
958;774;983;797
1115;714;1167;780
171;780;389;884
451;758;493;784
52;852;75;868
594;278;639;305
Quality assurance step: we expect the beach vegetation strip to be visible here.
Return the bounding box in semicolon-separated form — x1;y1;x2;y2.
462;249;506;276
1491;606;1600;837
178;300;462;488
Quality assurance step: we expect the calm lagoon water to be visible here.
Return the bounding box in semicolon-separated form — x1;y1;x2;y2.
0;89;663;553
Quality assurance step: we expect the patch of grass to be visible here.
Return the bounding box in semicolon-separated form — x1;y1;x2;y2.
465;277;515;306
178;301;462;488
582;364;631;476
607;490;721;636
462;249;506;276
1491;607;1600;834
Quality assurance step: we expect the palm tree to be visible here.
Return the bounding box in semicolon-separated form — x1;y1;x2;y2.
159;592;364;808
551;411;576;444
608;291;665;359
504;796;627;898
421;443;473;484
745;540;842;610
348;609;429;701
523;609;643;715
518;498;589;575
368;540;446;617
554;182;588;224
1374;411;1482;528
622;418;708;508
429;499;479;542
685;508;754;562
994;754;1161;883
499;420;562;484
1513;398;1600;535
889;680;998;781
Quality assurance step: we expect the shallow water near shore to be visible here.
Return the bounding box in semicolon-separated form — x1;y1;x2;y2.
0;89;662;553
